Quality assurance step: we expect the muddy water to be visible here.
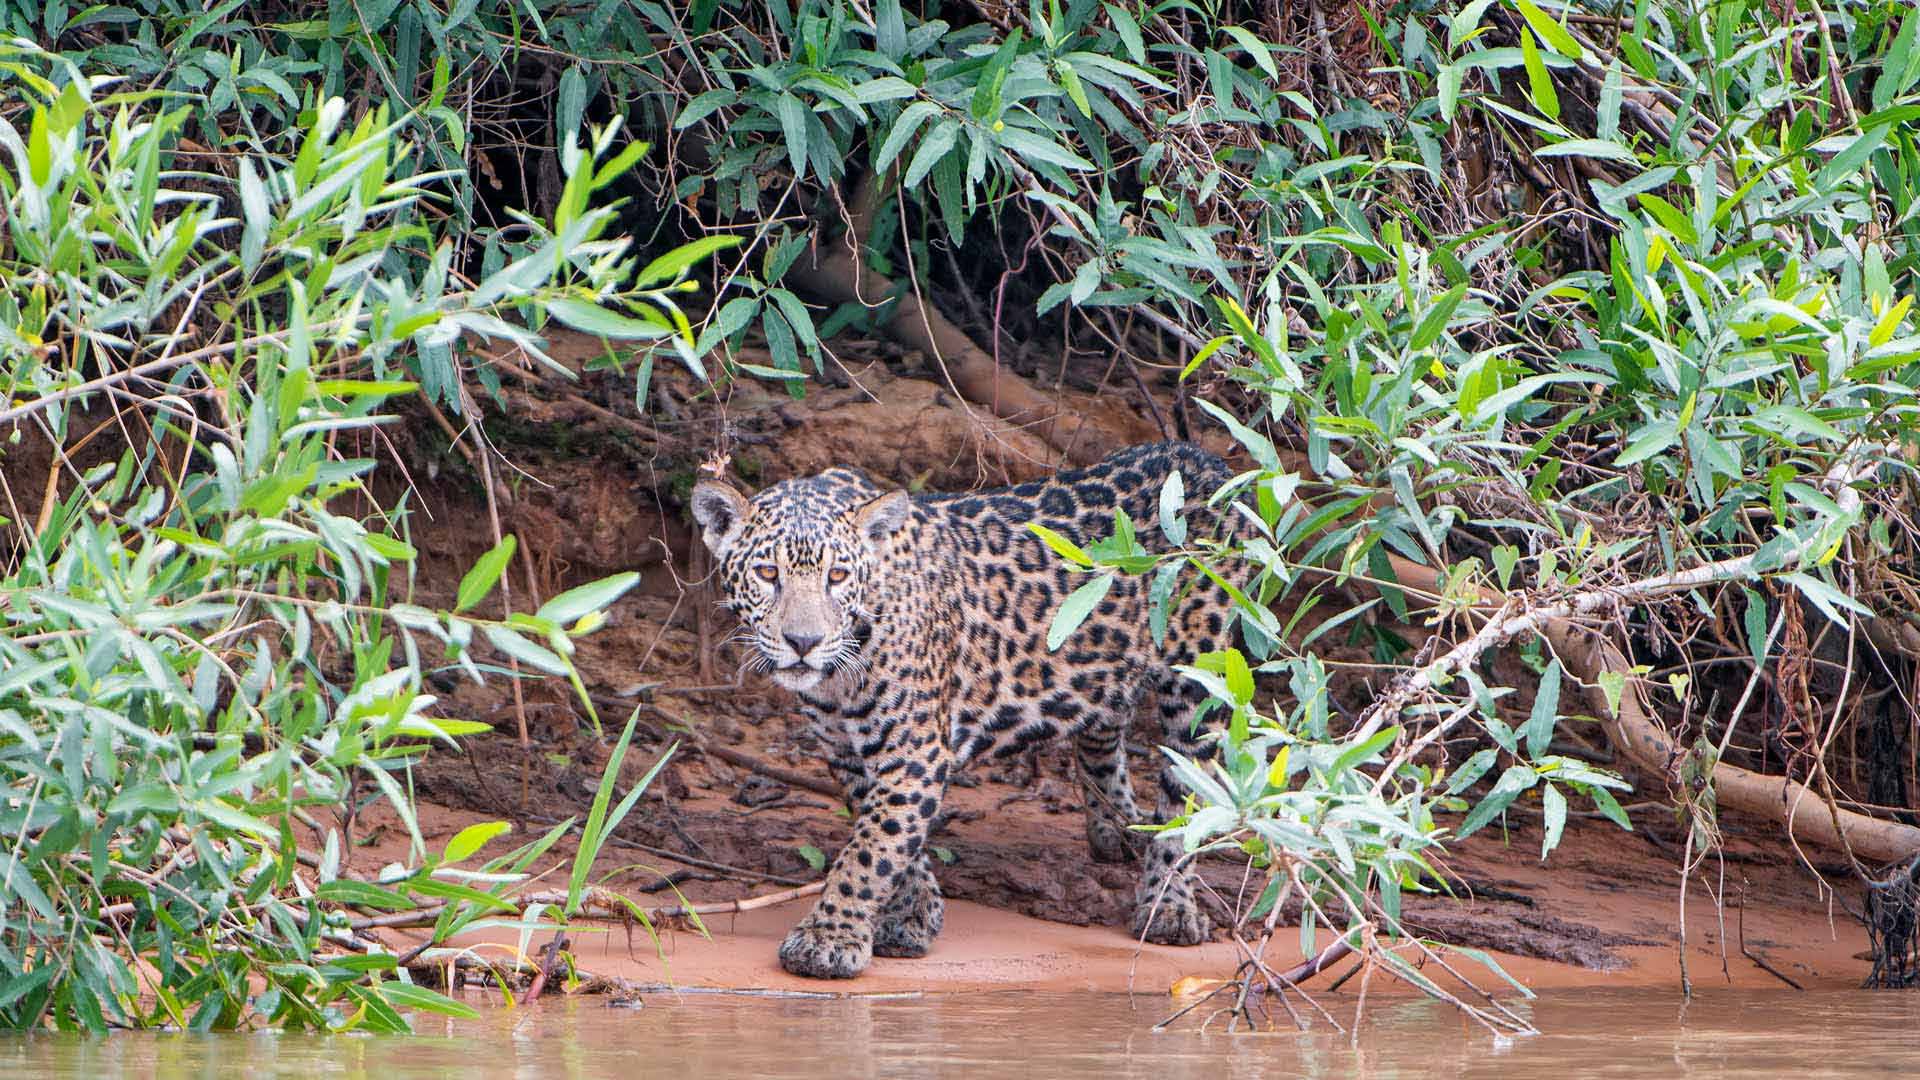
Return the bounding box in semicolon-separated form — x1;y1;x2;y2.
7;989;1916;1079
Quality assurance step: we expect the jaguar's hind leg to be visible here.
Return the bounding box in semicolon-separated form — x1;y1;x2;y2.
1130;673;1218;946
1074;715;1148;863
872;853;945;957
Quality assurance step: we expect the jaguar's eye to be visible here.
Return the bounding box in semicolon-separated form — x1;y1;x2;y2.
753;565;779;584
827;567;850;585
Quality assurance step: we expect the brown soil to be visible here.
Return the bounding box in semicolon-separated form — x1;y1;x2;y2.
322;331;1878;997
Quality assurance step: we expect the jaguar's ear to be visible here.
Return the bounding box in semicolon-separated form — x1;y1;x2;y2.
691;481;750;558
854;489;912;545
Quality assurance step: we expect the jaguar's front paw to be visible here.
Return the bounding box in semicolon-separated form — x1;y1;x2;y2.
1130;894;1213;946
778;921;873;979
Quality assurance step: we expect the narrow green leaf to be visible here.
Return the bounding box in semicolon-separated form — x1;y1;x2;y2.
903;120;958;187
1540;782;1568;858
480;625;571;675
1457;765;1537;837
1513;0;1583;57
536;573;640;627
774;93;809;180
1047;572;1115;651
442;821;512;865
545;298;670;341
1524;660;1562;759
635;235;741;289
1222;25;1279;81
1519;28;1560;120
1028;523;1094;567
1158;470;1188;546
456;536;517;613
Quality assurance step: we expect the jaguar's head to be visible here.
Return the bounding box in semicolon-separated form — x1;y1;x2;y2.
690;470;911;692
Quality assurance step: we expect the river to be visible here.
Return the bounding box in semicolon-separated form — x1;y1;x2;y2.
6;988;1916;1078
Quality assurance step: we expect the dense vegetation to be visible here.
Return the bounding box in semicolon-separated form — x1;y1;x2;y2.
3;0;1919;1031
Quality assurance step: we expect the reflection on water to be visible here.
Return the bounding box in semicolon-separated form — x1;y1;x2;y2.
5;988;1918;1079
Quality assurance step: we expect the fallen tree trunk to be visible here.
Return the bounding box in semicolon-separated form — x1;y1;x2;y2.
1544;621;1920;867
1328;444;1920;866
1368;549;1920;866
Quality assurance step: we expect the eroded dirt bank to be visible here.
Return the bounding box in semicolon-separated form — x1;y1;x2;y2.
360;335;1875;997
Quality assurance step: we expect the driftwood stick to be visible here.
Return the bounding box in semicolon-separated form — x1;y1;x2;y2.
349;882;826;934
521;932;570;1006
1273;938;1356;988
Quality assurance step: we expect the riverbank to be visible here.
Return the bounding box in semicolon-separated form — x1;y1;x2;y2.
349;332;1877;1000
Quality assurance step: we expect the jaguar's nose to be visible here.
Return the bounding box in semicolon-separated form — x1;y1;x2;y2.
783;631;823;659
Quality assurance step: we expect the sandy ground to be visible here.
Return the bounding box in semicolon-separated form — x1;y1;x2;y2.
358;727;1872;999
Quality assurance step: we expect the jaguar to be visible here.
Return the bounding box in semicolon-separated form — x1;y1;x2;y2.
691;441;1243;978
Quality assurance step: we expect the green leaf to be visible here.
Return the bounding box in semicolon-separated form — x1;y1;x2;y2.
1636;192;1698;245
545;297;671;341
903;119;959;188
1782;571;1871;626
442;821;512;865
1490;545;1519;590
1742;588;1770;668
1587;785;1633;830
1194;399;1278;469
1615;419;1678;467
675;89;737;129
1446;746;1500;796
635;235;742;289
797;843;827;871
456;536;517;613
1513;0;1583;57
1057;60;1091;117
1105;3;1146;64
1028;523;1094;567
1595;670;1626;717
556;66;588;143
1438;63;1463;121
1158;471;1188;546
775;92;809;180
1449;0;1499;48
570;710;674;914
1814;125;1890;191
874;100;942;173
373;981;481;1019
1536;138;1639;164
536;572;640;627
1519;28;1559;120
315;879;415;911
1047;572;1115;651
994;124;1093;172
1331;725;1399;775
1222;25;1279;81
1540;782;1567;859
1409;282;1468;351
480;625;571;676
1524;660;1562;759
1457;765;1537;837
107;784;180;816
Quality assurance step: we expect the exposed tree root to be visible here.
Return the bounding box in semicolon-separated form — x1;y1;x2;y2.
786;172;1115;466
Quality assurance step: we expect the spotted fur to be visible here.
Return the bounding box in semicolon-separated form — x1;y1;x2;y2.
692;442;1242;979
